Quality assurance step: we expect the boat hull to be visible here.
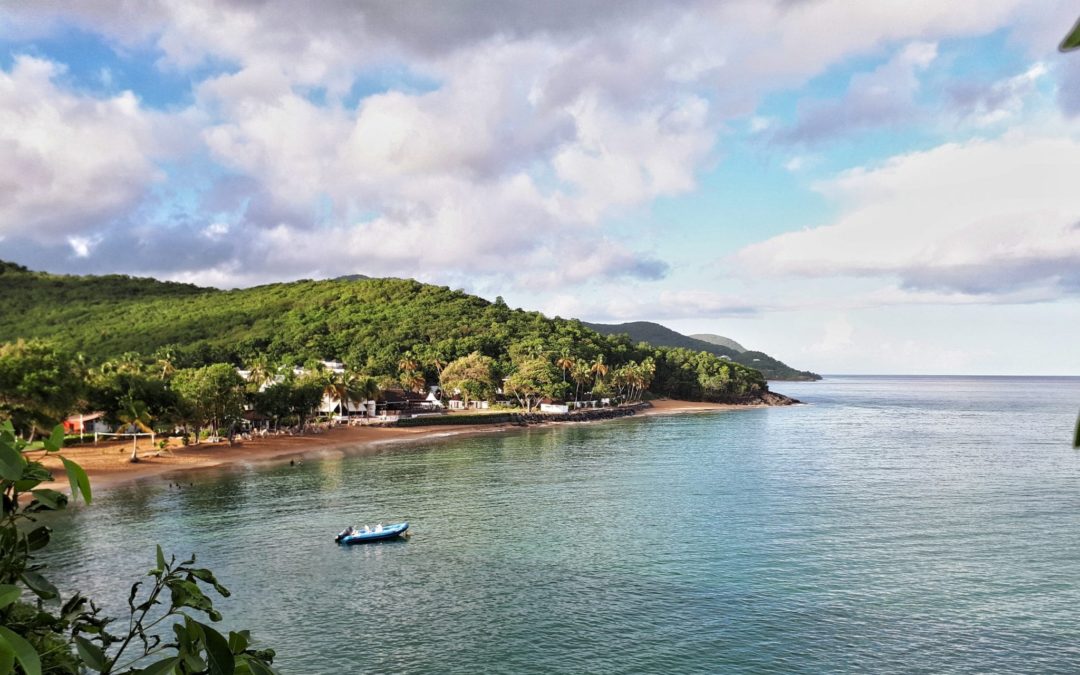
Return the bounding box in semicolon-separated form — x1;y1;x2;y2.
337;522;409;544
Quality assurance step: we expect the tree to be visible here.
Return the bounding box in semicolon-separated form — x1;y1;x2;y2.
571;362;592;402
555;351;575;383
116;394;152;463
0;339;81;439
440;352;497;405
172;364;245;440
590;354;609;390
504;357;559;412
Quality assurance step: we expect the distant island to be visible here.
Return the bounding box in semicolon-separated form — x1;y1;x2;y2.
584;321;820;381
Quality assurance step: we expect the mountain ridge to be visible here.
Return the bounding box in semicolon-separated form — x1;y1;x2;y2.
583;321;820;381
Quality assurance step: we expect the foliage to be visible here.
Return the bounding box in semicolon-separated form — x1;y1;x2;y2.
1062;15;1080;51
504;357;562;412
0;340;83;439
171;366;245;438
439;353;497;404
0;421;277;674
583;321;820;381
0;261;776;404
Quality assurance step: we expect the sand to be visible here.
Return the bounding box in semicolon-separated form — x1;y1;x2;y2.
35;400;752;495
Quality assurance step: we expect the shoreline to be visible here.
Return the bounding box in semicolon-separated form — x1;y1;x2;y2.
37;399;768;496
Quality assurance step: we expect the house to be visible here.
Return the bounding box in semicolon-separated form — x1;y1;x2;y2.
448;395;489;410
319;394;376;419
539;403;569;414
63;412;112;434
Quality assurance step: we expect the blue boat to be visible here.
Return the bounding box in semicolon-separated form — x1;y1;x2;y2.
335;522;409;544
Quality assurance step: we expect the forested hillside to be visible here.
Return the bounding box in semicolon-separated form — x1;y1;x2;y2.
584;321;820;380
0;261;784;404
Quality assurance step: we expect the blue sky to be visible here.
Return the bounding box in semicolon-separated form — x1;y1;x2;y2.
1;1;1079;375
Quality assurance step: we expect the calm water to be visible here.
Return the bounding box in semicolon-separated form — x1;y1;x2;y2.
42;376;1080;673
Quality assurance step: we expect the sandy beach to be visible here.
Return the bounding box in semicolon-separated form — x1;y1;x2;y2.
36;399;748;495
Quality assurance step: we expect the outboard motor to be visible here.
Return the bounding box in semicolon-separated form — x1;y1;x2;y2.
335;526;353;543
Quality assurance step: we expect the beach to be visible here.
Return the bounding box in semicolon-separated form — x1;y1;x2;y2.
36;399;747;495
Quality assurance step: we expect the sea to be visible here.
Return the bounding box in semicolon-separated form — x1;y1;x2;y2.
40;375;1080;673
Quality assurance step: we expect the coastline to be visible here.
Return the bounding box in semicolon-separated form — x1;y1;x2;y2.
37;399;762;496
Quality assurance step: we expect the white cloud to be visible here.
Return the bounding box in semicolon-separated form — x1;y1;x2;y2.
0;56;166;241
734;133;1080;301
777;41;938;143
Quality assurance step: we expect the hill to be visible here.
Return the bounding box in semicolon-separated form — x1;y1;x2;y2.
583;321;820;381
0;261;794;404
689;333;746;353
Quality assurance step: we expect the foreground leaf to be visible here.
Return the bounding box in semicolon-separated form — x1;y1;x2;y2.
44;425;65;453
197;622;235;675
60;456;92;504
0;626;42;675
29;489;67;510
74;636;106;672
20;571;58;600
0;441;25;481
1063;17;1080;51
134;656;180;675
0;584;20;609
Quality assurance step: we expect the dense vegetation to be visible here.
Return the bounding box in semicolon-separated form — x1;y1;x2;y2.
583;321;821;380
0;261;776;421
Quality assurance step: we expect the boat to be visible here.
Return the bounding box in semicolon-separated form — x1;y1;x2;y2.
335;522;409;544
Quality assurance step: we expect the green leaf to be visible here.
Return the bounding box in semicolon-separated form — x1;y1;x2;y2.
30;489;67;510
0;643;13;675
1062;17;1080;51
60;456;92;505
156;544;167;572
20;571;58;600
25;526;50;552
0;441;26;481
242;656;278;675
197;622;235;675
228;630;250;654
133;656;179;675
44;425;65;453
74;636;106;672
0;626;42;675
0;584;20;609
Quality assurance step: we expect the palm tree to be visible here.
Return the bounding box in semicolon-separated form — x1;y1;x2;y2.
571;362;592;402
428;354;447;376
246;358;274;390
117;393;152;463
590;355;608;389
153;347;177;380
400;369;426;394
398;353;418;374
555;352;575;383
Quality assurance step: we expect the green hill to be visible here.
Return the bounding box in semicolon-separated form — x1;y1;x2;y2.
689;333;746;353
0;261;795;403
583;321;820;381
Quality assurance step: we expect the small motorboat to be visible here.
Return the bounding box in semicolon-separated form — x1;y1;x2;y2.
335;522;409;545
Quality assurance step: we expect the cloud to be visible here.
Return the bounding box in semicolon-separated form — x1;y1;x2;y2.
0;0;1047;298
733;133;1080;301
947;62;1047;126
776;41;938;143
544;288;759;322
0;56;168;241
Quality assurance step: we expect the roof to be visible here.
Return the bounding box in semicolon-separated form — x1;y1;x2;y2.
65;412;105;423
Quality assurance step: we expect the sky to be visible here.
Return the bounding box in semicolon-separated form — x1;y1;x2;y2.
1;1;1079;376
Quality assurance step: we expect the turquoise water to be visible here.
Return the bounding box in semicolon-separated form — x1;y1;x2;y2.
42;376;1080;673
